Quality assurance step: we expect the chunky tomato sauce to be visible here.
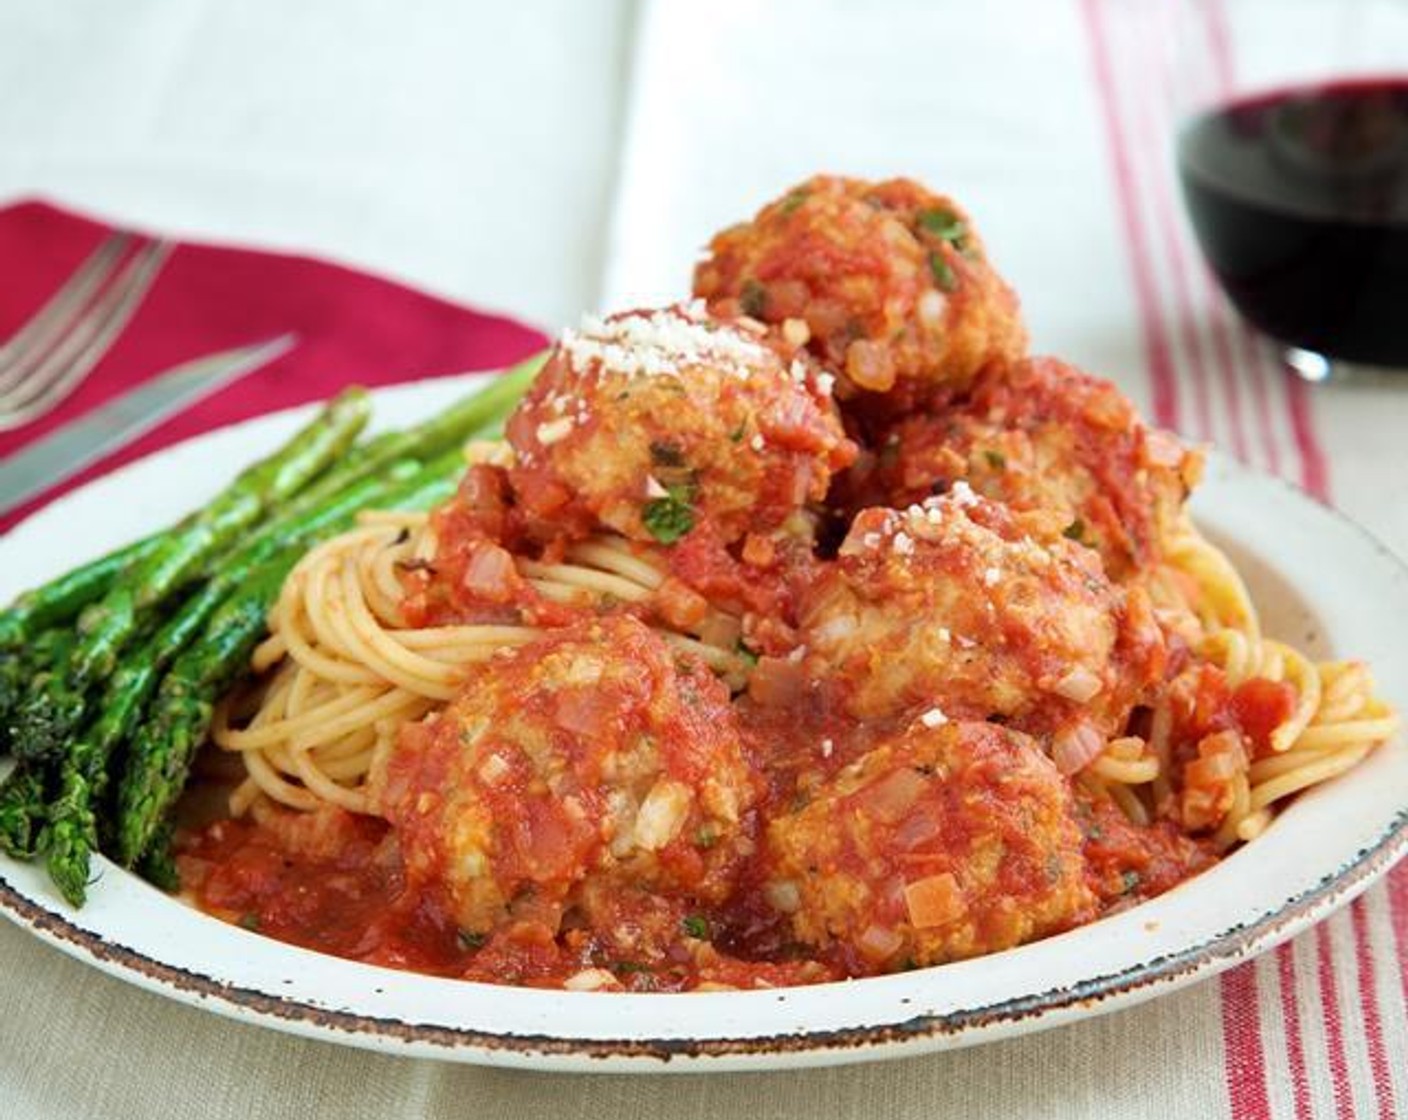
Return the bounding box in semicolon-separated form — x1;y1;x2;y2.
174;228;1309;992
179;540;1282;992
177;454;1291;992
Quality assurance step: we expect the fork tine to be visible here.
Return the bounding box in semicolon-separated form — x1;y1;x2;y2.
0;232;133;394
0;240;172;431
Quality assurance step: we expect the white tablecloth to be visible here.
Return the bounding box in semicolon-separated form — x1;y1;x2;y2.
2;2;1405;1117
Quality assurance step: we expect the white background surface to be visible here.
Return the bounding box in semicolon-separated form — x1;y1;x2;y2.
0;0;634;331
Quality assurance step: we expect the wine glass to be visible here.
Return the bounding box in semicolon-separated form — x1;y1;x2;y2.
1174;0;1408;382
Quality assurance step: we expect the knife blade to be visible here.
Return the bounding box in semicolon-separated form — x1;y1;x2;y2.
0;333;297;520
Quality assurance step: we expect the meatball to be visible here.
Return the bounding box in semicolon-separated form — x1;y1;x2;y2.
373;616;758;936
505;302;855;545
851;357;1203;580
693;175;1026;411
766;720;1095;971
799;484;1165;743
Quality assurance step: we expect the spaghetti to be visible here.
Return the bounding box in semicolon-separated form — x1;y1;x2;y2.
213;479;752;817
1075;517;1399;850
177;174;1401;992
217;497;1398;854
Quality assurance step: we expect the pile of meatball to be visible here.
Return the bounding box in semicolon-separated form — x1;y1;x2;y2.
374;175;1205;983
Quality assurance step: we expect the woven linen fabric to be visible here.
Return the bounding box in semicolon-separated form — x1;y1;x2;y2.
0;921;1226;1120
601;3;1408;1117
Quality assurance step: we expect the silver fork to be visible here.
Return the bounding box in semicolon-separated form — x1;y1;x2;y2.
0;233;172;432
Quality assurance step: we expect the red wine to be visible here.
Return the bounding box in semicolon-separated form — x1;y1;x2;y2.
1178;78;1408;367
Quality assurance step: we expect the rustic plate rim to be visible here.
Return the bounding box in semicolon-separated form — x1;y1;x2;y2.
1;373;1404;1072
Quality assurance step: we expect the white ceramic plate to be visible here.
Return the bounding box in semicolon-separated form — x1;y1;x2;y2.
1;373;1405;1073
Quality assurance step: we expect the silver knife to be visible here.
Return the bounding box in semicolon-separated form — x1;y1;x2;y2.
0;333;297;520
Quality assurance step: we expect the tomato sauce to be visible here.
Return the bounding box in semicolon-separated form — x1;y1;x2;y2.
173;299;1297;992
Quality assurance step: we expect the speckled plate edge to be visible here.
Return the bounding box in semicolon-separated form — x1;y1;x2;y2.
2;375;1404;1073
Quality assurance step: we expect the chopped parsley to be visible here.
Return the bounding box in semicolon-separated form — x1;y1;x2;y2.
610;960;653;975
928;251;958;293
1121;870;1142;895
682;915;711;940
740;278;768;319
696;823;719;850
728;421;747;443
1063;518;1086;542
983;449;1007;470
735;639;760;667
917;208;967;244
237;913;261;931
642;483;696;544
780;189;809;215
457;929;487;951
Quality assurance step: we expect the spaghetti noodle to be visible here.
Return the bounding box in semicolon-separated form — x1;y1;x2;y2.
177;174;1400;992
216;493;1398;855
213;475;752;817
1075;517;1398;850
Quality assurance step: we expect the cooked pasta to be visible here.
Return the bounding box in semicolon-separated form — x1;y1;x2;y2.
177;175;1398;994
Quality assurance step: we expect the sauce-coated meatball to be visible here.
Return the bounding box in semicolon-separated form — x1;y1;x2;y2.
800;484;1165;742
851;357;1202;580
766;720;1095;971
694;175;1025;410
506;302;854;545
374;616;758;936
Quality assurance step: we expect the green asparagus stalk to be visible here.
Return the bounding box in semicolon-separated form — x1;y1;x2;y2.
0;763;49;857
8;357;545;894
134;815;180;892
114;453;464;868
42;461;422;903
11;389;371;763
0;535;161;651
1;629;71;752
0;353;541;662
218;352;542;547
0;629;77;846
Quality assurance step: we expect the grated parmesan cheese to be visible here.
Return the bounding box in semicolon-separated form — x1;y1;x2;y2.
561;306;767;381
919;707;949;728
949;480;980;508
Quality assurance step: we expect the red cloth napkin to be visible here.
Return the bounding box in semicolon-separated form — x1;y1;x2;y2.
0;200;549;533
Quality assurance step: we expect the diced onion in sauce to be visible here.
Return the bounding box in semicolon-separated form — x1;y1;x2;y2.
858;768;927;821
764;879;801;914
857;923;904;962
747;656;806;708
563;968;620;992
1052;722;1105;775
1053;665;1103;703
903;873;966;929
